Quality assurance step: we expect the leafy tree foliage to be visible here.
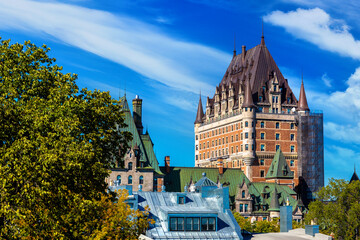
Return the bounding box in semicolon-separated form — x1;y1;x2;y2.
305;178;360;239
233;212;280;233
0;38;140;239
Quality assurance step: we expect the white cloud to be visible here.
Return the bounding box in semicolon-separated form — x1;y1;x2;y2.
264;8;360;60
321;73;332;87
0;0;230;95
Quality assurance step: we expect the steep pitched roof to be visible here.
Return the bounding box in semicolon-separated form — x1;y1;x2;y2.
119;95;162;174
251;182;298;212
217;39;297;106
265;149;294;179
269;186;280;212
350;171;359;183
194;94;204;124
298;80;310;111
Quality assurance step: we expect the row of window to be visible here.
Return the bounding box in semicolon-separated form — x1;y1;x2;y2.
260;133;295;141
196;143;296;160
196;122;295;142
169;217;216;232
116;175;144;185
196;121;255;140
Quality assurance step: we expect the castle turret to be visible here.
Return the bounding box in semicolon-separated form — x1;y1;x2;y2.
194;94;204;124
242;77;255;179
269;187;280;219
298;80;310;113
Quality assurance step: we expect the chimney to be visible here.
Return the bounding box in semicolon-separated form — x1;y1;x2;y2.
165;156;170;173
132;95;144;134
242;45;246;62
217;158;224;175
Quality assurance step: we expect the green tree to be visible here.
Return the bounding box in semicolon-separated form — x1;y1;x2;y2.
305;178;360;239
0;38;136;239
233;212;252;232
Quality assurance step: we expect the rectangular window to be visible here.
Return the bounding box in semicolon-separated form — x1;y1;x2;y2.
241;133;243;140
276;145;280;151
276;133;280;140
236;134;239;141
240;204;243;212
260;170;265;177
260;144;265;151
290;134;295;141
245;144;248;151
261;122;264;128
261;132;265;139
245;132;248;139
276;122;280;129
245;121;248;127
186;217;200;231
291;145;295;152
290;160;294;167
260;159;264;165
290;123;294;129
201;217;216;231
240;145;243;152
196;135;198;140
178;196;185;204
245;204;248;212
170;217;185;231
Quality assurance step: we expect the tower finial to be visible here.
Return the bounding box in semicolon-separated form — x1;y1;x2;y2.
233;33;237;58
261;18;265;46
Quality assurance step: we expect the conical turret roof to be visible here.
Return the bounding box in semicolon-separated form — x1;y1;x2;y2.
298;80;310;111
242;77;255;108
350;168;359;183
269;186;280;212
194;95;204;124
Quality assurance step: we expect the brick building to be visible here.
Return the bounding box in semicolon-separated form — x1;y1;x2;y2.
194;35;323;204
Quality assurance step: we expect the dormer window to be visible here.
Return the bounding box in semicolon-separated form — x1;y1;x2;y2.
177;193;186;204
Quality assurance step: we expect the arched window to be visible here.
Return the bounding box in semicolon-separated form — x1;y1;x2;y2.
139;175;144;184
128;162;133;170
242;190;245;198
128;175;133;184
117;175;121;184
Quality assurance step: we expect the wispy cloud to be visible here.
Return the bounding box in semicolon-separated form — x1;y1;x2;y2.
0;0;230;96
264;8;360;60
321;73;332;87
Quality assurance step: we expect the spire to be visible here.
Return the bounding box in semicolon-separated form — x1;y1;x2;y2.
261;18;265;46
269;187;280;212
298;77;310;112
242;77;255;108
233;34;237;58
350;165;359;183
194;94;204;124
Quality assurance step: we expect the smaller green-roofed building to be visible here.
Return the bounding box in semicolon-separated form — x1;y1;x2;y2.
108;94;164;192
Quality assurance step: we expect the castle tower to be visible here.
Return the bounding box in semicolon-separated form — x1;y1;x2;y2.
194;94;204;165
242;77;256;179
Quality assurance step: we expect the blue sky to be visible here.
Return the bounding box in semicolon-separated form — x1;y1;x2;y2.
1;0;360;183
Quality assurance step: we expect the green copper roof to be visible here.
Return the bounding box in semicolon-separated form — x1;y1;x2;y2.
161;167;250;200
119;95;162;174
251;182;298;211
265;149;294;179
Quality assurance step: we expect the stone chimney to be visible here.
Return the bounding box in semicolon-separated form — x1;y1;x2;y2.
132;95;143;134
165;156;170;173
217;158;224;175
